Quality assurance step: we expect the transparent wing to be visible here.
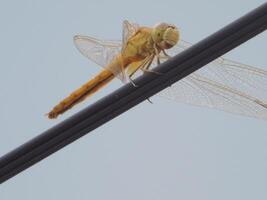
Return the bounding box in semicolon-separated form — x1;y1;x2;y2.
157;40;267;120
74;34;267;120
73;35;124;80
122;20;139;51
74;21;140;83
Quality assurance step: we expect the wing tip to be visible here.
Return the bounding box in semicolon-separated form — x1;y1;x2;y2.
73;35;82;41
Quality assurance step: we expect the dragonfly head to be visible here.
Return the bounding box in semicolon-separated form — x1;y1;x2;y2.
152;23;179;50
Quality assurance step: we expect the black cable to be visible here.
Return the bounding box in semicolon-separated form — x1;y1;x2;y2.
1;3;267;184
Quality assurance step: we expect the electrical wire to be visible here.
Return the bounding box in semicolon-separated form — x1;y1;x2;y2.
1;2;267;184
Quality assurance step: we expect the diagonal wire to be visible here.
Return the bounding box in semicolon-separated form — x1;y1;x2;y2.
0;2;267;184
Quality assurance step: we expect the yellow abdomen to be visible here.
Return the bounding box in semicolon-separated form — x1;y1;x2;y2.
48;69;114;119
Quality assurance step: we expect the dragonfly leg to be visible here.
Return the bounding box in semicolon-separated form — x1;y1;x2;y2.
146;98;153;104
153;44;161;65
156;56;160;65
162;49;171;58
129;77;138;87
141;54;162;75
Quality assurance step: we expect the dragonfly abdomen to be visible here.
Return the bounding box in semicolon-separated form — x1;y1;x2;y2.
48;69;114;119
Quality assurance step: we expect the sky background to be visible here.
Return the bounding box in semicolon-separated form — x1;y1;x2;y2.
0;0;267;199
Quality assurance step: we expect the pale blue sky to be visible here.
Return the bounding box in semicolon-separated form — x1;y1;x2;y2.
1;0;267;199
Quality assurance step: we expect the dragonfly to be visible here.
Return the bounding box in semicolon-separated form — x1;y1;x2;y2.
48;20;267;120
